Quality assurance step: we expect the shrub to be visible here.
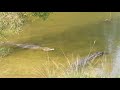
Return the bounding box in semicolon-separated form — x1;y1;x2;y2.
0;47;12;57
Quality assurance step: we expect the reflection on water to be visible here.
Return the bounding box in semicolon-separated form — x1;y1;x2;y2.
111;46;120;77
103;14;120;77
103;19;118;53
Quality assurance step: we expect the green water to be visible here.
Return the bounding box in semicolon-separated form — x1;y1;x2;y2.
1;12;120;78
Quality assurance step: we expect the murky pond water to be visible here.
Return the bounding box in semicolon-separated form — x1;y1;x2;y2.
1;12;120;78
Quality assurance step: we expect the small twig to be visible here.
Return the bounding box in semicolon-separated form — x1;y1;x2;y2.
88;40;96;56
59;48;71;66
46;52;50;62
109;12;112;20
51;60;59;69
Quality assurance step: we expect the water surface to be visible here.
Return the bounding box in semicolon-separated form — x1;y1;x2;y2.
0;12;120;77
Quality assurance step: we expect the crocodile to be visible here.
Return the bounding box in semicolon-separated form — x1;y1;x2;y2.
16;44;54;51
68;51;108;72
0;41;54;52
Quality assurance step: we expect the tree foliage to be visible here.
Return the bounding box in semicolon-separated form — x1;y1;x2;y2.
31;12;52;20
0;12;52;35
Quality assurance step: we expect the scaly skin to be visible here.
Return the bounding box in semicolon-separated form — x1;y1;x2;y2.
67;52;108;72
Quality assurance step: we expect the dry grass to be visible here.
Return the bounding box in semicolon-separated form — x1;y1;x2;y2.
34;41;114;78
32;46;112;78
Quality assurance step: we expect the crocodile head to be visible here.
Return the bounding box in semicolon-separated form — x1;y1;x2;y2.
95;51;108;57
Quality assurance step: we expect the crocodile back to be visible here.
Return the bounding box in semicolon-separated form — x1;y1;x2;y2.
69;52;105;71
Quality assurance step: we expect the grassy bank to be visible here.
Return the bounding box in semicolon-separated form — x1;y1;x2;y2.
41;54;113;78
